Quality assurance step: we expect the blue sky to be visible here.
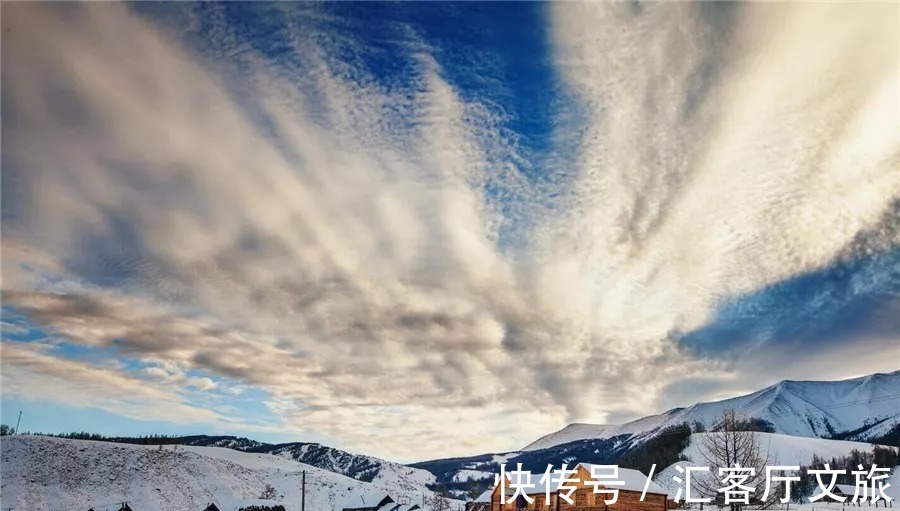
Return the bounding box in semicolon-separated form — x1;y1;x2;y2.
2;2;898;461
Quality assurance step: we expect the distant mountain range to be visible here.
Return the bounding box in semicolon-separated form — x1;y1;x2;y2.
172;437;437;495
7;371;897;504
411;370;900;490
522;370;900;451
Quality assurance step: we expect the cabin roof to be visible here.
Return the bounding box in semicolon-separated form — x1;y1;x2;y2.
343;493;394;510
835;484;880;497
474;489;493;503
577;464;668;496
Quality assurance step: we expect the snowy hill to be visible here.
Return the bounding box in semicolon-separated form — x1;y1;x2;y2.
654;433;900;498
521;370;900;451
127;436;438;497
0;436;453;511
522;424;616;452
684;432;893;466
414;371;900;486
181;435;269;452
266;443;435;492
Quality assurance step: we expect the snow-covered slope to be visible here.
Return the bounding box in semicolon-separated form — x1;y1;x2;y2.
266;443;436;493
654;433;899;498
166;436;437;495
0;436;453;511
683;432;892;466
522;370;900;451
522;424;616;452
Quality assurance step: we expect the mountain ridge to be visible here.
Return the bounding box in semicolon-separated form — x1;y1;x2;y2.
0;435;452;511
7;370;897;501
520;370;900;452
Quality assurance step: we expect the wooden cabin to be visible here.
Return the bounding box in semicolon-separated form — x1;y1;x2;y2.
343;494;396;511
833;484;894;505
469;489;493;511
342;494;425;511
384;504;422;511
490;464;669;511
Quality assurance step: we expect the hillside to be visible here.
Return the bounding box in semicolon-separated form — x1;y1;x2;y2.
521;370;900;451
654;433;900;499
523;424;616;452
97;435;439;497
0;435;451;511
685;432;894;466
415;371;900;487
265;443;435;492
5;370;898;508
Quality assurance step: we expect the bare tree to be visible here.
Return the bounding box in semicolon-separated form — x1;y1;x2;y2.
260;483;278;500
693;409;781;511
428;491;450;511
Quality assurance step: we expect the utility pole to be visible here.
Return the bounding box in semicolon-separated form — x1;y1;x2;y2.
14;411;22;435
302;469;306;511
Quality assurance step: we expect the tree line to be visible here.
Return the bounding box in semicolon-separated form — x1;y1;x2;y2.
0;426;200;445
793;447;900;497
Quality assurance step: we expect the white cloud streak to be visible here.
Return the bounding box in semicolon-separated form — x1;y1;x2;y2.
1;2;898;460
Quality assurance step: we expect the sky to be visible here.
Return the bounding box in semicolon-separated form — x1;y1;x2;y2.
1;2;899;463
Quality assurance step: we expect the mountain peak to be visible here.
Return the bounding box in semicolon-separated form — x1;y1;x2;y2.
520;370;900;451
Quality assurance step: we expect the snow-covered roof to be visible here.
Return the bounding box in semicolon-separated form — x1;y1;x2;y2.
836;485;856;496
577;463;668;496
474;489;493;503
343;494;394;510
378;502;399;511
835;484;885;497
802;470;900;503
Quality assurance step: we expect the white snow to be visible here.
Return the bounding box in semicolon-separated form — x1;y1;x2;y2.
523;424;617;452
522;371;900;451
452;469;494;483
491;453;518;465
267;443;436;492
680;432;895;467
0;436;460;511
473;490;492;503
654;433;899;500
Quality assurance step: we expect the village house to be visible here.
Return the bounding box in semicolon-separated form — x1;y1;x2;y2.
490;464;670;511
342;493;423;511
344;494;397;511
832;485;894;506
468;489;493;511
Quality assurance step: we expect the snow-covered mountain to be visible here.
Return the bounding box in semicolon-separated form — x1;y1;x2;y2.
412;371;899;486
4;370;897;510
521;370;900;451
522;424;616;452
684;432;894;466
164;437;437;495
265;443;436;492
654;433;900;499
0;435;452;511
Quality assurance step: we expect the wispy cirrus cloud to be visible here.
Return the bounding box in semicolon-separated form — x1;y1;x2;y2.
3;342;225;426
1;2;898;460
